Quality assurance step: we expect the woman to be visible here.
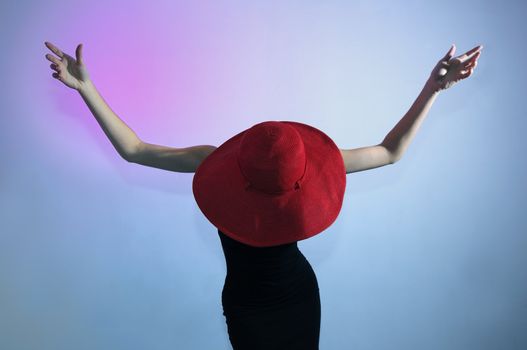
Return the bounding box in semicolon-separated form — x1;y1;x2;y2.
44;41;482;349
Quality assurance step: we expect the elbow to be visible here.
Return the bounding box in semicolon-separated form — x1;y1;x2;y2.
124;148;141;163
123;149;138;163
381;142;400;165
123;152;135;163
389;153;402;165
386;147;402;164
123;140;143;163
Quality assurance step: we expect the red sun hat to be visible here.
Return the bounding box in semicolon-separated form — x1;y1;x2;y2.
192;120;346;247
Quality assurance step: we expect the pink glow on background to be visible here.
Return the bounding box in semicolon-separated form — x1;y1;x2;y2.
2;0;526;349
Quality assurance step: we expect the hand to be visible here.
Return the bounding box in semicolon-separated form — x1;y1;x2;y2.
426;44;482;93
45;41;91;91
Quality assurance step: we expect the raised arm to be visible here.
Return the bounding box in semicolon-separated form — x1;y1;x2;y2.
77;76;216;172
45;41;217;172
78;80;143;160
45;41;143;160
340;81;440;174
340;145;393;174
340;43;482;174
129;142;217;173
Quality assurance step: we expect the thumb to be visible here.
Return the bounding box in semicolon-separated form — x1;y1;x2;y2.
76;43;83;65
442;43;455;61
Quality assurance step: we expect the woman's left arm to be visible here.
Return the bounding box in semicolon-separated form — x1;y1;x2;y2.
381;43;483;163
380;80;440;164
340;44;482;173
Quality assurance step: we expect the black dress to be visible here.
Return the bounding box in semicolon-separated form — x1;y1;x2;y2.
218;229;321;350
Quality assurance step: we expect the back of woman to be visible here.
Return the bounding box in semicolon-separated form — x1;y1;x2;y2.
219;229;321;349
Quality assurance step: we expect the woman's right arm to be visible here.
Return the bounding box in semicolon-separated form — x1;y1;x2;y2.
45;41;217;172
76;78;217;172
45;41;141;161
77;80;142;161
131;143;217;173
77;78;217;171
78;79;218;171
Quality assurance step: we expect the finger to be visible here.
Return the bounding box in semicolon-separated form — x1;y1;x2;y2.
459;68;474;79
44;41;64;59
442;44;456;61
463;51;481;68
464;60;476;69
75;43;83;65
50;63;61;72
45;53;61;65
52;72;62;80
458;45;483;63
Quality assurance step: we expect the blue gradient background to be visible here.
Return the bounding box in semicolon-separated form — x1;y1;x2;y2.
1;0;526;349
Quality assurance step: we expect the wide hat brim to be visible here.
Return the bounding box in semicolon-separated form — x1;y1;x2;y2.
192;120;346;247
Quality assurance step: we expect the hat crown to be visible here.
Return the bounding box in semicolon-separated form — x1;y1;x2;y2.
237;121;306;194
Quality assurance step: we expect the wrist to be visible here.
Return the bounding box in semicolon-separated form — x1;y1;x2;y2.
77;79;94;94
424;79;441;96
